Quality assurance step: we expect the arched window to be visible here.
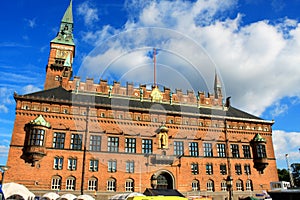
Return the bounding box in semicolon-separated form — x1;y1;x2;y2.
246;179;253;191
207;180;214;192
221;180;227;191
192;179;200;191
51;175;61;190
125;178;134;192
88;177;98;191
107;178;116;191
66;176;76;190
236;179;243;191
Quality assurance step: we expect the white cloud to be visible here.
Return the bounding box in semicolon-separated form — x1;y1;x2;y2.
78;0;300;117
77;2;99;26
24;18;36;28
22;85;40;94
0;105;8;113
273;130;300;168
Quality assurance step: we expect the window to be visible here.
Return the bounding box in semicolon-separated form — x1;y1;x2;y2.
217;143;226;157
89;159;99;172
220;164;227;175
189;142;199;157
108;160;117;172
221;180;227;191
28;128;45;146
191;163;199;175
88;177;98;191
244;164;251;175
204;143;213;157
235;164;242;175
243;145;251;158
107;178;116;191
207;180;214;192
108;137;119;152
206;163;213;175
174;141;184;156
125;138;136;153
126;161;134;173
246;180;252;191
67;158;77;171
90;135;101;152
142;139;152;154
257;144;267;158
53;132;65;149
70;134;82;150
192;179;200;191
236;179;243;191
231;144;240;158
125;179;134;192
51;176;61;190
66;176;76;190
53;157;63;170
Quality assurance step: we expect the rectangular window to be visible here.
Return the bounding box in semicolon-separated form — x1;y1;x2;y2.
206;163;213;175
108;137;119;152
174;141;184;156
67;158;77;171
191;163;199;175
29;129;45;146
231;144;240;158
125;138;136;153
189;142;199;157
90;135;101;152
204;143;213;157
53;132;65;149
217;143;226;157
53;157;63;170
220;164;227;175
235;164;242;175
108;160;117;172
243;145;251;158
142;139;152;154
244;164;251;175
126;161;135;173
89;160;99;172
257;144;267;158
70;134;82;150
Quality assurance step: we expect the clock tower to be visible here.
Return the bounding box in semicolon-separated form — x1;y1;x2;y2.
44;0;75;90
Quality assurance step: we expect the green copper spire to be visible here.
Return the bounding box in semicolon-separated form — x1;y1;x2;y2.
253;133;266;142
51;0;75;46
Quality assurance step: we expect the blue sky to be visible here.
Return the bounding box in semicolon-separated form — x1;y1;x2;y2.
1;0;300;170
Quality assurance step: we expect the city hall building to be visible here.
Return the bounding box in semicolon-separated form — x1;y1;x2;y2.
5;1;278;200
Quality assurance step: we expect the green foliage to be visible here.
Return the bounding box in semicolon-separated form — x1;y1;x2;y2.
277;168;290;182
291;163;300;187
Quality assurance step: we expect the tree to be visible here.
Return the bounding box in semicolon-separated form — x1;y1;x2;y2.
291;163;300;187
278;168;290;182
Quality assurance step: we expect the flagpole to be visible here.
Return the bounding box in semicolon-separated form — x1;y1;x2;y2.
153;48;156;87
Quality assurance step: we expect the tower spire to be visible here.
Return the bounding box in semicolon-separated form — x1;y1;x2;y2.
51;0;75;46
214;70;222;99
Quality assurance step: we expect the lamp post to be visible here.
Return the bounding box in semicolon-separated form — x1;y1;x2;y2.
226;175;233;200
0;165;9;184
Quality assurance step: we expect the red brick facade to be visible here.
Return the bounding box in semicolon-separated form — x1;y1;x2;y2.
4;1;278;200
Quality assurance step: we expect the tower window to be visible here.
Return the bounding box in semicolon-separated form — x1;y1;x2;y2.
28;128;45;146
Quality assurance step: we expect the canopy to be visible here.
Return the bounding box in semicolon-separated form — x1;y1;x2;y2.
110;192;145;200
2;182;35;200
58;193;77;200
42;192;60;200
77;194;95;200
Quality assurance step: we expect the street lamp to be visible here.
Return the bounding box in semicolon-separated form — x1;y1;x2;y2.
226;175;233;200
0;165;9;184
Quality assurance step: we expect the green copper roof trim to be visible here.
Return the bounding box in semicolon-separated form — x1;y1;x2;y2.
253;133;266;142
51;0;75;46
62;0;73;23
29;115;51;128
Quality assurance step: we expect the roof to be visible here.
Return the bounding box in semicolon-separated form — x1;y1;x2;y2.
16;86;270;123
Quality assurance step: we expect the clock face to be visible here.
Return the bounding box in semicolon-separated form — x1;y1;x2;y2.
56;49;68;59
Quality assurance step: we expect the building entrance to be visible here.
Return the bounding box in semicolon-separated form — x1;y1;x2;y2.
155;171;174;189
